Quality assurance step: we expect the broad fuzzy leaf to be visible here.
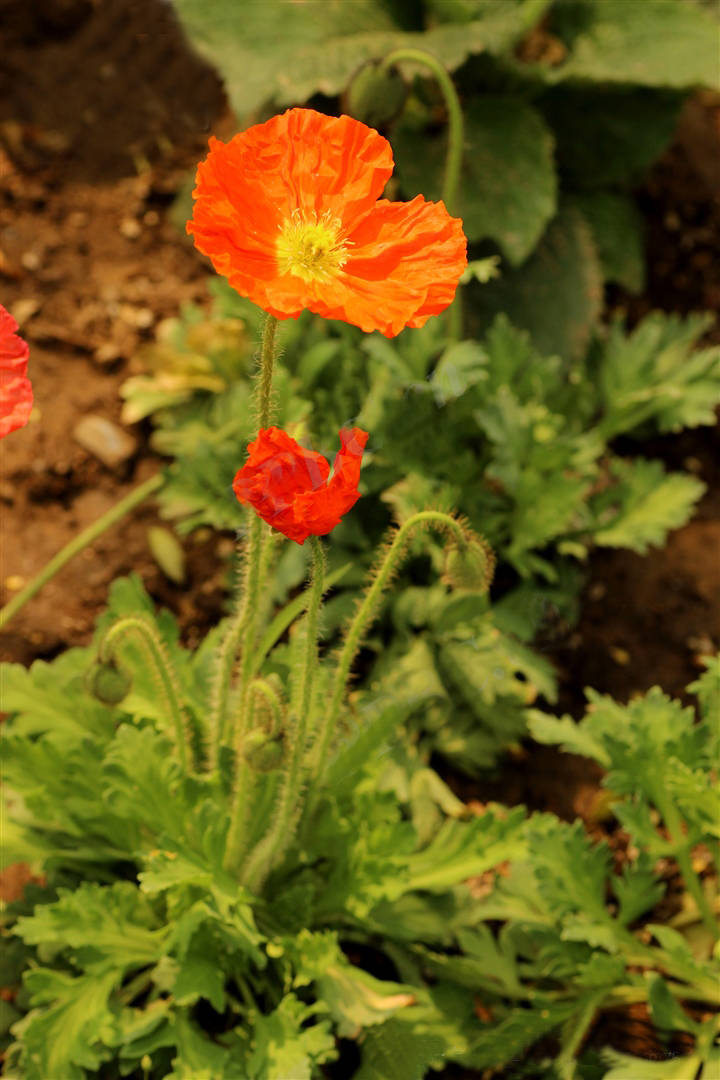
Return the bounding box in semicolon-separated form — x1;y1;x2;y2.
550;0;720;89
472;207;603;362
394;97;557;264
569;192;645;292
538;85;682;189
173;0;528;121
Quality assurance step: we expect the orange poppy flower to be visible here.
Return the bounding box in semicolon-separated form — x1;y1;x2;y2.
188;108;466;338
0;304;32;439
233;426;368;544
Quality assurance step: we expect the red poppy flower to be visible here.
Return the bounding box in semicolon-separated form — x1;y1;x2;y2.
0;304;32;439
188;108;466;338
233;426;368;545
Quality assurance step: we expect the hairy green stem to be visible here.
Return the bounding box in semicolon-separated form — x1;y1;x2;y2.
208;314;279;766
240;536;325;891
99;614;192;771
0;473;162;632
313;510;469;778
256;314;278;430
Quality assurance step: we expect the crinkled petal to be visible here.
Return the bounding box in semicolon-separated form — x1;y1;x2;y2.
188;109;394;319
232;426;368;545
293;428;369;538
0;304;32;439
321;196;467;337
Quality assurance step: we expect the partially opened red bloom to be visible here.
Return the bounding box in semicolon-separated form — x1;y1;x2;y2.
188;108;466;338
233;426;368;544
0;304;32;439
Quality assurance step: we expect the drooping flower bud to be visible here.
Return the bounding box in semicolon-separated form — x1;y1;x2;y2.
89;662;132;705
443;535;495;594
243;730;286;772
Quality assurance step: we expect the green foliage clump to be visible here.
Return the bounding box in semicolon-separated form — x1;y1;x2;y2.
2;574;717;1078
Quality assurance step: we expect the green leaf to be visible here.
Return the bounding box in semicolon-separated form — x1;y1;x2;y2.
246;995;336;1080
12;968;118;1079
356;1017;446;1080
173;0;525;121
430;341;488;404
539;85;682;188
171;932;227;1013
648;974;699;1036
601;1048;706;1080
0;649;111;739
525;817;616;934
402;807;527;894
688;655;720;724
551;0;720;89
569;192;645;292
394;97;557;263
464;999;577;1068
528;710;611;767
317;965;416;1038
592;458;704;554
169;1013;235;1080
612;853;665;926
596;312;720;437
472;207;603;362
147;526;186;584
14;883;164;972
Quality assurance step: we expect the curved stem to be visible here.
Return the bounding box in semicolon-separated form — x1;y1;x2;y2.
99;614;191;771
312;510;469;778
381;48;464;215
381;48;465;339
240;536;325;891
0;473;163;632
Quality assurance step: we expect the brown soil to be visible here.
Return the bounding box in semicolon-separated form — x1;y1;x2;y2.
0;0;232;665
0;1;718;1073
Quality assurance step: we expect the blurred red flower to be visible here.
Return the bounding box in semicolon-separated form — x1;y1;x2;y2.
233;426;368;544
0;304;32;439
188;108;466;338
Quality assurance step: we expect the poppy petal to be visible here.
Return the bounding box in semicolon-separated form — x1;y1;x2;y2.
0;304;32;439
188;108;466;336
233;426;368;545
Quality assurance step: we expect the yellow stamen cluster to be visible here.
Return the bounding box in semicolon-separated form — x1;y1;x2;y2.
276;209;348;283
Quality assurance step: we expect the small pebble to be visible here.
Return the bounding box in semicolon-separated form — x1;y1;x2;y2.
120;218;141;239
5;575;25;591
73;414;138;469
21;251;42;271
94;342;122;365
609;646;630;666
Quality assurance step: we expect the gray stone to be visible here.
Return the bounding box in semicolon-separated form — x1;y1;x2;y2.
73;415;137;469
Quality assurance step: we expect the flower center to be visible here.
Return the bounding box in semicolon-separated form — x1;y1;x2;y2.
276;210;348;283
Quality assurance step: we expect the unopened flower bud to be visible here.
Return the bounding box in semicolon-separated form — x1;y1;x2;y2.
89;662;132;705
243;730;285;772
345;62;407;128
443;536;495;594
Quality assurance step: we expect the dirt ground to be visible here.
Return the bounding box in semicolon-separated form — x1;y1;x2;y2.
0;0;718;1069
